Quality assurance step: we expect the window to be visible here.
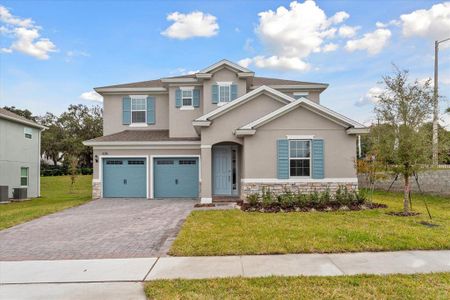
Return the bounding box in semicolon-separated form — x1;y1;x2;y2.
24;127;32;139
293;92;309;100
179;160;196;165
106;160;123;165
289;140;311;177
219;84;231;103
157;160;174;165
182;90;193;107
20;167;28;186
128;160;144;165
131;98;146;123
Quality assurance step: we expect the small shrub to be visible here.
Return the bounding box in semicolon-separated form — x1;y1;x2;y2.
261;187;275;208
247;193;259;206
294;192;308;208
309;191;320;208
279;191;295;209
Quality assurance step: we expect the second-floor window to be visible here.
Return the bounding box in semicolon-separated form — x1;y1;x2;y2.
219;84;231;103
24;127;32;139
182;90;193;107
131;98;146;123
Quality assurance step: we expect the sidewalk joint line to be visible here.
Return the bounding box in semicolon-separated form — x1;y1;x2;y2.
143;256;160;281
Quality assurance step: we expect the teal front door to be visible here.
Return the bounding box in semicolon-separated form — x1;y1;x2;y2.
154;158;199;198
213;146;232;195
103;158;147;198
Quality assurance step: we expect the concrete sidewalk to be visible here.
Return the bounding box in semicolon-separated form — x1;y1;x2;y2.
1;250;449;284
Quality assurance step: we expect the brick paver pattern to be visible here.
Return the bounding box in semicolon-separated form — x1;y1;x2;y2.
0;199;195;261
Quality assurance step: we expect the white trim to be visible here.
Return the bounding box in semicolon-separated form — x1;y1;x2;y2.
83;140;200;146
286;135;315;140
179;86;195;91
237;72;254;78
200;59;252;73
128;123;148;128
235;129;256;136
241;178;358;184
293;92;309;96
150;155;201;199
95;87;167;93
249;84;328;90
201;197;212;204
99;155;149;199
192;120;211;127
195;85;293;122
37;130;41;196
180;106;194;110
89;145;201;150
239;97;366;131
130;96;147;124
200;145;212;149
129;94;148;99
217;81;232;85
20;167;29;187
160;78;198;83
347;128;370;134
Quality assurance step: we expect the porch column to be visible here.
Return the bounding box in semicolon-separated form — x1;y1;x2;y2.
200;145;212;203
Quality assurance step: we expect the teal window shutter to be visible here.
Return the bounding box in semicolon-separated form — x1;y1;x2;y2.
146;96;155;124
312;139;324;179
122;96;131;125
277;139;289;179
212;84;218;104
175;88;182;108
230;84;238;100
193;88;200;107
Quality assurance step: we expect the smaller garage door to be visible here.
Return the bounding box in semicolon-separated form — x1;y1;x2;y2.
154;158;199;198
103;158;146;198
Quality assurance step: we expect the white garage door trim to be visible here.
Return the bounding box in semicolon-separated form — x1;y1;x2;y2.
150;155;201;199
99;155;150;199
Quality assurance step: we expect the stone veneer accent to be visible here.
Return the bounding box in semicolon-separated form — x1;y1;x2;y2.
241;181;358;200
92;181;101;199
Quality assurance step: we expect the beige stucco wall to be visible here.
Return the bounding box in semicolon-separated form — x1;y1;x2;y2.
201;93;286;146
92;147;201;198
168;86;202;138
202;68;247;114
103;93;170;135
243;107;357;179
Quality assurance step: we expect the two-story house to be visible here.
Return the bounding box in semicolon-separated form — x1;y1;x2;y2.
84;59;368;203
0;108;46;199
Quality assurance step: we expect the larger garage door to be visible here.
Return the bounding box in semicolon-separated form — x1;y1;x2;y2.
103;158;147;198
154;158;199;198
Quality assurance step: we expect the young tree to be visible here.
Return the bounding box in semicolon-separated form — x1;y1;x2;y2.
372;67;433;214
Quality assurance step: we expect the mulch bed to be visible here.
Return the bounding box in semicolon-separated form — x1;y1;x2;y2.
386;211;421;217
194;203;216;208
238;202;387;213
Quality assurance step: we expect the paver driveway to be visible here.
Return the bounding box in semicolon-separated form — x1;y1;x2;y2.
0;199;195;261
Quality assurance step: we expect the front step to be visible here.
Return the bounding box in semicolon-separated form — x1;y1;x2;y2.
212;196;241;203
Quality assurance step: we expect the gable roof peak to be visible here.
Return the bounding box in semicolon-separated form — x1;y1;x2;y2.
199;59;253;74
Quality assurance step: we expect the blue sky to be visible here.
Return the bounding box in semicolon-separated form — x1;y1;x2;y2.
1;0;449;127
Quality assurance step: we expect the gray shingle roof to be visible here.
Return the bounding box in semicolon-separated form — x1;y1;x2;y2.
0;108;45;129
95;75;326;90
85;130;200;143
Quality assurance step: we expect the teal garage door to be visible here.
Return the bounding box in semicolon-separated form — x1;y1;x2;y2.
103;158;147;198
154;158;199;198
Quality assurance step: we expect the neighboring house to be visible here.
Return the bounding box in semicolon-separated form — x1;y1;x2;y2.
84;59;368;203
0;108;46;198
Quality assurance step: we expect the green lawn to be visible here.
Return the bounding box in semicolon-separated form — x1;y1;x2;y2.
170;191;450;256
145;273;450;300
0;175;92;230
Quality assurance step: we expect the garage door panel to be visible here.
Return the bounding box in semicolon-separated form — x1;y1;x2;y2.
103;158;146;198
154;158;199;198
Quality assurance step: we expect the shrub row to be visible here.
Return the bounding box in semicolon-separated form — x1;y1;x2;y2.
40;165;93;176
242;186;386;212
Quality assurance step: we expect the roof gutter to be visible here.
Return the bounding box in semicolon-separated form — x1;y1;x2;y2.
94;87;167;93
83;140;201;147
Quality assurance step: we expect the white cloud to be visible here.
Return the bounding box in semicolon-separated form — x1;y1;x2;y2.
244;38;254;52
355;86;384;106
323;43;338;52
400;2;450;41
0;5;57;60
345;28;391;55
239;56;310;72
338;25;359;38
242;1;354;71
375;20;400;28
80;91;103;102
161;11;219;39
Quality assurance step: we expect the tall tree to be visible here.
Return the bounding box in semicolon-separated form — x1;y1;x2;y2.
3;106;36;121
38;113;66;165
371;67;433;214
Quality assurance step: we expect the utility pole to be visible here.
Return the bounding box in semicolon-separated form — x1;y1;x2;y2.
432;38;450;166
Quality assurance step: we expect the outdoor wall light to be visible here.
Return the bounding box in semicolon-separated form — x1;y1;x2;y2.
94;155;98;163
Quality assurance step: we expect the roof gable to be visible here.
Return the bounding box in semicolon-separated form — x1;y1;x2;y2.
236;97;367;136
0;108;46;129
199;59;252;73
193;86;294;125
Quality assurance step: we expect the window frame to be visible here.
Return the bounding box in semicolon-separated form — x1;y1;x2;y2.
24;127;32;139
130;97;147;124
217;82;232;104
20;167;29;187
181;89;193;108
288;139;311;178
